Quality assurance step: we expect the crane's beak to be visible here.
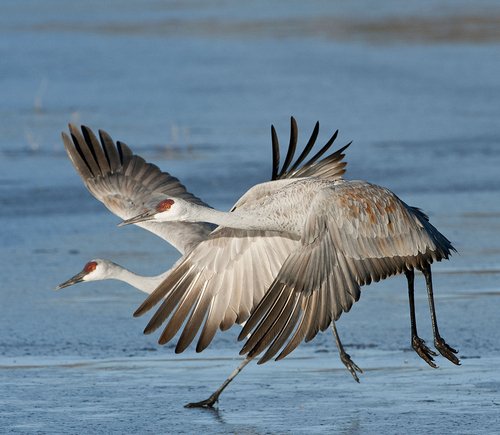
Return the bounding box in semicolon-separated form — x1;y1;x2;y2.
54;270;86;290
117;210;156;227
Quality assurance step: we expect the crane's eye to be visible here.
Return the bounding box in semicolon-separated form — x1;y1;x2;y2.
156;199;175;212
85;261;98;273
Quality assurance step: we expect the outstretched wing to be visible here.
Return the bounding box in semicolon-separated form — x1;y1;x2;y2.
135;228;299;353
134;119;352;353
239;180;456;363
62;124;214;254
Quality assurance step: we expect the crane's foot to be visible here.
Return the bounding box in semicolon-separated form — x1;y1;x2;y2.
412;336;438;368
340;352;363;383
185;393;219;408
434;336;460;366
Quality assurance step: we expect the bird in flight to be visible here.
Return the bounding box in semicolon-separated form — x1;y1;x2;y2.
58;119;363;407
118;119;459;406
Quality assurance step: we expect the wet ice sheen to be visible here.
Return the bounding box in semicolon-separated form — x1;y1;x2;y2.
1;1;500;434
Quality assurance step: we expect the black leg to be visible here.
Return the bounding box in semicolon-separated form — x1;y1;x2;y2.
422;264;460;365
331;322;362;382
185;356;253;408
405;267;438;368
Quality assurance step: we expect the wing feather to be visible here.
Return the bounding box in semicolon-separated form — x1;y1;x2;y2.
67;124;101;177
117;141;134;164
98;129;122;173
133;120;356;352
258;298;303;364
274;294;313;361
134;229;298;351
175;282;211;353
156;272;204;345
62;132;93;181
196;272;232;352
63;124;213;254
81;126;111;174
241;180;455;362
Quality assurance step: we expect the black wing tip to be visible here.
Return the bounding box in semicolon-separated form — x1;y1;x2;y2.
67;123;82;140
271;124;280;181
98;128;113;142
80;125;94;142
277;117;299;178
272;117;347;180
340;140;351;153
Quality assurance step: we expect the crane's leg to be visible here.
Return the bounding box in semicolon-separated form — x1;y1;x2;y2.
185;322;361;408
331;322;362;382
422;264;460;365
185;356;253;408
405;268;438;368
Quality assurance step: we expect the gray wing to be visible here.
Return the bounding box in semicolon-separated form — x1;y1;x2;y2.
239;180;455;363
62;124;214;254
134;228;299;353
133;120;352;353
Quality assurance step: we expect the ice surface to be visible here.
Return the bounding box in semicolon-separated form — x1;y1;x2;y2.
1;1;499;434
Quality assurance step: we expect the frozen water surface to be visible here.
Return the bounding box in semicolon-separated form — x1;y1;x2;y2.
1;1;500;434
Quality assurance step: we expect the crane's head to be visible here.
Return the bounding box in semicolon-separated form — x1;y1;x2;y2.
54;260;115;290
117;198;187;226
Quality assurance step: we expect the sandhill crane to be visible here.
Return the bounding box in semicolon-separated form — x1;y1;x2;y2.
57;119;361;407
120;127;460;402
54;259;170;293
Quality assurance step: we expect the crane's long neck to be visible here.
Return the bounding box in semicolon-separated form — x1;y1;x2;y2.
112;267;171;294
183;202;301;234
